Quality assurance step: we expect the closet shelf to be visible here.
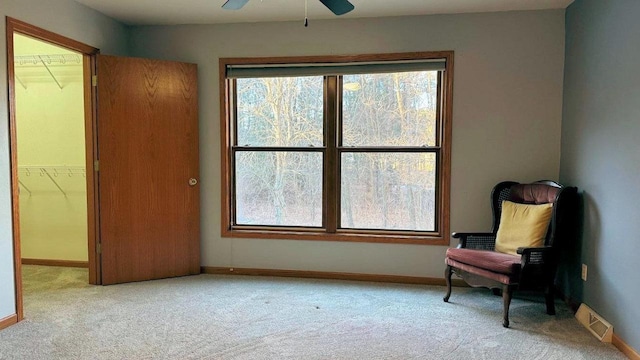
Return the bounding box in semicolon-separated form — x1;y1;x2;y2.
14;54;82;90
15;54;82;67
18;166;86;196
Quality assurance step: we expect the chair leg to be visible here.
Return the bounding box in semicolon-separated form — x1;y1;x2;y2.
502;285;513;328
545;286;556;315
443;265;453;302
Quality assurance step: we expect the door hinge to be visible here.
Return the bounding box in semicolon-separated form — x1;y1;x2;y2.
97;242;102;254
92;75;98;87
94;160;99;171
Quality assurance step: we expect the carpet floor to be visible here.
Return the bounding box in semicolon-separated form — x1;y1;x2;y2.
0;265;626;359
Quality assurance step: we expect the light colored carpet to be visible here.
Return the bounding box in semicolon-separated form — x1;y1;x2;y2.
0;265;626;359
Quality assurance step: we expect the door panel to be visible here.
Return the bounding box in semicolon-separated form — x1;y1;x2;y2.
97;55;199;285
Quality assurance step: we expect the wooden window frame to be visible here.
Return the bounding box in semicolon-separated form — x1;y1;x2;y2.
220;51;453;245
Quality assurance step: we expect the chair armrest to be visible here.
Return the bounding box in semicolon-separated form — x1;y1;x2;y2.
517;246;554;265
516;246;557;289
451;232;496;250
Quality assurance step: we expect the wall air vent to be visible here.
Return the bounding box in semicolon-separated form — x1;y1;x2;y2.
575;304;613;342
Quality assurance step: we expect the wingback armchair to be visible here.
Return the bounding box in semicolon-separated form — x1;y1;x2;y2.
443;180;578;327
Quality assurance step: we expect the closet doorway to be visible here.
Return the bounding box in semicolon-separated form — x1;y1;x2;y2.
14;34;88;268
7;18;100;321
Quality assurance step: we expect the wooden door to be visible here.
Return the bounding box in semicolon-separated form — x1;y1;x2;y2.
96;55;200;285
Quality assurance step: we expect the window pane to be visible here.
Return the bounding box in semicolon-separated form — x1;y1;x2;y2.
236;77;323;147
342;71;438;147
341;152;436;231
235;151;323;227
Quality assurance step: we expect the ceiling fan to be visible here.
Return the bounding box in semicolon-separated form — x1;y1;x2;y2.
222;0;355;16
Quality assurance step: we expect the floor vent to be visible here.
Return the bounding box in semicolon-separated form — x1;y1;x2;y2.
575;304;613;342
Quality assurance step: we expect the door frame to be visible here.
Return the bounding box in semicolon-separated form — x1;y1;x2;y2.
6;17;101;321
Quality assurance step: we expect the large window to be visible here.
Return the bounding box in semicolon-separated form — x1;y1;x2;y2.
221;52;453;244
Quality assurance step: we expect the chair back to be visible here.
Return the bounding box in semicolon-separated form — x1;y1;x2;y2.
490;180;578;248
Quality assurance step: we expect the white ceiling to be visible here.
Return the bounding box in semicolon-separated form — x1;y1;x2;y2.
73;0;574;26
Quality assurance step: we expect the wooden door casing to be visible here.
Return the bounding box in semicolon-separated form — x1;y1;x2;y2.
97;55;200;285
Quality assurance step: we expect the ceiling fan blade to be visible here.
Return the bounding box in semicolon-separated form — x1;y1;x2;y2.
222;0;249;10
319;0;355;16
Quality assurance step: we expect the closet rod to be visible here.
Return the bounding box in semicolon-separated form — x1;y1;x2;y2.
19;165;85;175
38;55;63;90
18;166;85;196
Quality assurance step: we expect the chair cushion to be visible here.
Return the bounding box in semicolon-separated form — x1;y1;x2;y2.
445;258;514;284
495;201;553;256
446;248;521;275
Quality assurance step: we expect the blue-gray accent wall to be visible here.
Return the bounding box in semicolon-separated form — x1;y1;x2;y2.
560;0;640;351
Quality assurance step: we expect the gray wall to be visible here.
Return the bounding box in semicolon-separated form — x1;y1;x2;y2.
0;0;128;319
560;0;640;352
129;10;566;278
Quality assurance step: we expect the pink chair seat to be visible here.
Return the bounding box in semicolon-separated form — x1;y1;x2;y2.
446;248;521;275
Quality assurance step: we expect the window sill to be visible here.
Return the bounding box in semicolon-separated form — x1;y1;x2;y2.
222;227;449;245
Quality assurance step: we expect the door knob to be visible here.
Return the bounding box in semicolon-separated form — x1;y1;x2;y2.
189;178;198;186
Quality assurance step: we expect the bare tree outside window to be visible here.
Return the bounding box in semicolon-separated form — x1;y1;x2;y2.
342;72;437;147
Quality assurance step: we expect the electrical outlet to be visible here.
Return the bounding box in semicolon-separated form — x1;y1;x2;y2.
581;264;588;281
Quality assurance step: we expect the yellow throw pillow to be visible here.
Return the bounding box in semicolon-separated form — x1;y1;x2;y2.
494;201;553;256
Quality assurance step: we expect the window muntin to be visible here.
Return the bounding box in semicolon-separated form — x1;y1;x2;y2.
222;53;453;243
